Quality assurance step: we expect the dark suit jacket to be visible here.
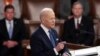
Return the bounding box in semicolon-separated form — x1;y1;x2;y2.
57;0;90;19
0;18;28;47
62;16;95;46
30;26;70;56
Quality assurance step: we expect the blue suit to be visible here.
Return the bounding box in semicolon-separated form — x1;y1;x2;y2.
30;26;70;56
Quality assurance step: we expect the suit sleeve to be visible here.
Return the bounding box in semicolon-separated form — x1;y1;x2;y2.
0;21;6;46
0;38;5;46
61;20;72;42
53;29;71;55
30;34;57;56
84;18;95;46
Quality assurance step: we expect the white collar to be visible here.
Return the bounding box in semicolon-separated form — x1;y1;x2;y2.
74;16;82;24
40;24;49;33
5;19;13;23
74;16;82;20
40;24;50;39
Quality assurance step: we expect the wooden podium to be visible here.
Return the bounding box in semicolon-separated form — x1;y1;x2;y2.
23;41;91;56
65;43;90;50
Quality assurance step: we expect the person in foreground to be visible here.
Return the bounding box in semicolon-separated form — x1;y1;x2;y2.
30;8;71;56
0;5;28;56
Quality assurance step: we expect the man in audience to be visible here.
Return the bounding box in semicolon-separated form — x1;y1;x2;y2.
30;8;71;56
57;0;90;19
62;2;95;46
0;5;28;56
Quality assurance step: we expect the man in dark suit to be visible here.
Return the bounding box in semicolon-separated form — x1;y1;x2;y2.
30;8;71;56
57;0;90;19
0;5;28;56
62;2;95;46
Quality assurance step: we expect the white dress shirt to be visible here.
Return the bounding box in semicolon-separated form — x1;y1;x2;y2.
5;20;14;34
40;24;59;55
74;16;82;29
40;24;50;39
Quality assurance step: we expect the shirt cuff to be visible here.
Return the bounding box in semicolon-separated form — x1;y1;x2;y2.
62;52;71;56
53;48;59;55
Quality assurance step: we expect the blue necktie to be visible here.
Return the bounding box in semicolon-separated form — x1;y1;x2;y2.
48;30;56;47
8;22;13;39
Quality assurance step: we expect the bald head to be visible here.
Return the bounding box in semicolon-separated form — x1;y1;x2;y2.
40;8;55;29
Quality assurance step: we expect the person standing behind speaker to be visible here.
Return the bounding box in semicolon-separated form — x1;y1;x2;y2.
61;2;95;46
0;5;28;56
57;0;90;19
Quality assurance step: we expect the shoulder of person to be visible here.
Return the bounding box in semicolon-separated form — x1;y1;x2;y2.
0;18;6;23
14;18;24;23
83;16;93;21
64;17;74;24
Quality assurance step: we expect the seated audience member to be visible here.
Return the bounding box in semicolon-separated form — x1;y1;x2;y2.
62;2;95;46
30;8;71;56
0;5;28;56
57;0;90;19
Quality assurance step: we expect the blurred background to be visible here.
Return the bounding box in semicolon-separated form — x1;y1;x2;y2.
0;0;100;56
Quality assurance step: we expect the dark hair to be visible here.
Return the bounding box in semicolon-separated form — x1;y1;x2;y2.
4;5;15;12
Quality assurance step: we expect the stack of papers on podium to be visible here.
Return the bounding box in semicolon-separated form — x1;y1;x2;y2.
26;45;100;56
70;46;100;56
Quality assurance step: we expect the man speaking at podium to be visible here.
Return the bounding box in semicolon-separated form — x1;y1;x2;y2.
62;1;95;46
30;8;71;56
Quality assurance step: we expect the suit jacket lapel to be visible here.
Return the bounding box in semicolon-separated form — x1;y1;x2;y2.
12;19;18;39
72;18;76;29
3;20;9;39
73;16;84;29
79;16;84;29
39;27;54;49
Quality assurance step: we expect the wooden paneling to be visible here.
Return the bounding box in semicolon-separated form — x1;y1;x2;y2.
25;20;64;36
19;0;31;19
89;0;96;18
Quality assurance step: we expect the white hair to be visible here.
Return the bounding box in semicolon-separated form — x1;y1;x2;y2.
40;8;54;14
40;8;54;19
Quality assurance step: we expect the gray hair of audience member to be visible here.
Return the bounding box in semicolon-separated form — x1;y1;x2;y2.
72;1;84;10
40;8;55;20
